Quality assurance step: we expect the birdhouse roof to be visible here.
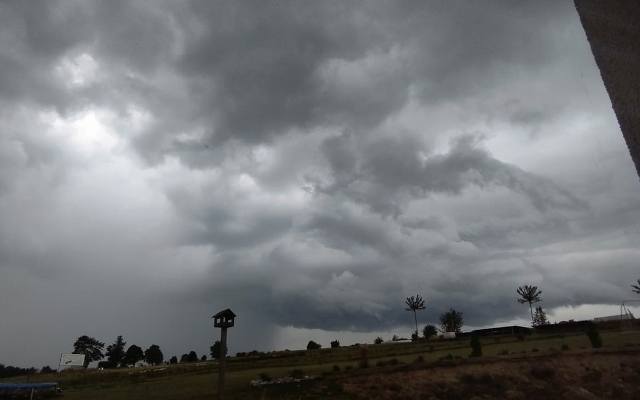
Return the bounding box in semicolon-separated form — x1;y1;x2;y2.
212;308;236;318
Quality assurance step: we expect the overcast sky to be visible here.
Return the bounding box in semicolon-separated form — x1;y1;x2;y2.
1;0;639;368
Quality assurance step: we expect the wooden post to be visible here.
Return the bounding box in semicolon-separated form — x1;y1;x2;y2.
218;326;227;400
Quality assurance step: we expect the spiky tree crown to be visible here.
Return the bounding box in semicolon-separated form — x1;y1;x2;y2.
405;294;426;311
516;285;542;304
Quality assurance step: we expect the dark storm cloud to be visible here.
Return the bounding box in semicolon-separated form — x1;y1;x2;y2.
318;133;587;216
2;0;640;368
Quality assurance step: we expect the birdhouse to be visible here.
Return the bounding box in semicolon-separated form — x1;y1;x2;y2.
212;308;236;328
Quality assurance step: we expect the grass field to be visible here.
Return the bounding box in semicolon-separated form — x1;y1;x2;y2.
14;328;640;399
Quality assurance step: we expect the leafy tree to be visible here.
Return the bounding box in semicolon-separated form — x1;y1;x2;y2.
532;306;549;327
411;332;419;342
440;308;464;333
306;340;321;350
405;294;426;338
200;355;207;361
180;353;189;363
144;345;164;365
105;336;127;368
72;335;105;368
210;341;226;360
423;324;438;340
374;337;384;345
122;345;144;366
632;279;640;294
469;336;482;357
516;285;542;325
40;366;54;374
330;340;340;348
169;356;178;364
187;350;198;362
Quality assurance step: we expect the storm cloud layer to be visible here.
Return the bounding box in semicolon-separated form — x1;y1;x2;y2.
1;1;639;368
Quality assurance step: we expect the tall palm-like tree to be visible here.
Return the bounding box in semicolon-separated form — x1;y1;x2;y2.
516;285;542;325
405;294;426;337
632;279;640;294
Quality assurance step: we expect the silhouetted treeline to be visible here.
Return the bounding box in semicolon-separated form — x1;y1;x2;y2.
0;364;37;378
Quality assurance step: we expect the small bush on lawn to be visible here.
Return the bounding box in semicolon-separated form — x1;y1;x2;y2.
586;325;603;348
469;336;482;357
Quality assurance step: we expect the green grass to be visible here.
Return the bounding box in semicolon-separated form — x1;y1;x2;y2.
16;328;640;400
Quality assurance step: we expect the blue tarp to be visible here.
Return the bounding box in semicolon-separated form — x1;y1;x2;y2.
0;382;59;392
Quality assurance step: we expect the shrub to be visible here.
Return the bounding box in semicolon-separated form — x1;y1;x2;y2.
330;340;340;348
423;325;438;340
469;336;482;357
586;325;603;348
374;337;384;345
307;340;321;350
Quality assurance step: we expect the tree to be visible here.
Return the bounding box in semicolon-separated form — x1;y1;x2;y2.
374;337;384;345
632;279;640;294
532;306;549;327
40;366;54;374
169;356;178;364
187;351;198;362
330;340;340;348
72;335;105;368
405;294;426;338
180;353;189;363
306;340;321;350
423;324;438;340
210;341;226;360
144;345;164;365
469;336;482;357
516;285;542;325
122;345;144;366
200;355;207;361
105;336;127;368
440;308;464;333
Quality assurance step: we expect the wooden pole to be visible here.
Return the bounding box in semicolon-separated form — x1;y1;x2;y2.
218;327;227;400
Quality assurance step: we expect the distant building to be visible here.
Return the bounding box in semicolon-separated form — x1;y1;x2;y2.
458;326;531;338
593;313;635;322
